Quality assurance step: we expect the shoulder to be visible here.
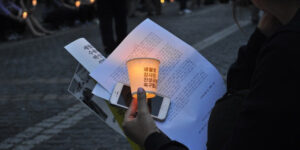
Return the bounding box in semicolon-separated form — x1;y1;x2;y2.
251;30;300;89
245;30;300;108
263;14;300;55
258;30;300;62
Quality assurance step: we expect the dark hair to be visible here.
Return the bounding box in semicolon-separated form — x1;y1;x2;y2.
231;0;253;32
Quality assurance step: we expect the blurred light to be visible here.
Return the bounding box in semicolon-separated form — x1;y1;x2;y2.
160;0;165;4
170;0;174;3
75;0;81;8
32;0;37;6
90;0;95;4
22;11;28;19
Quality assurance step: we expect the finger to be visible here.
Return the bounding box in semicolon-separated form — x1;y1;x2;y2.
124;98;138;121
137;88;149;115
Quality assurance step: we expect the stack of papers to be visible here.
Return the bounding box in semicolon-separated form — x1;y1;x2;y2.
65;19;226;150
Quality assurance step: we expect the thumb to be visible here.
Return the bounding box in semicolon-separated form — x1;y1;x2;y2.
137;88;149;115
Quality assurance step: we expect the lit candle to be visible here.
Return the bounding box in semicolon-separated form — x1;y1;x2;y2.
32;0;37;6
160;0;165;4
22;11;28;19
75;0;81;8
90;0;95;4
126;58;160;99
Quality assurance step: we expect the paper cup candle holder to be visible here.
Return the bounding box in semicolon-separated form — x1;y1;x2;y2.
126;58;160;99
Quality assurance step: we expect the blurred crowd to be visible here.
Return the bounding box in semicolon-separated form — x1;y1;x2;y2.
0;0;220;42
0;0;98;41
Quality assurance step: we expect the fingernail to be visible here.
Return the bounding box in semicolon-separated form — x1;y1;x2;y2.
138;87;144;94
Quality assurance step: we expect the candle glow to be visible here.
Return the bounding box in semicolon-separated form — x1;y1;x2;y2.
22;11;28;19
127;58;160;99
32;0;37;6
75;0;81;8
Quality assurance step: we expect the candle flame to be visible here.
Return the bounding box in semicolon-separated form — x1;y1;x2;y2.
160;0;165;4
32;0;37;6
22;11;28;19
90;0;95;4
75;0;81;8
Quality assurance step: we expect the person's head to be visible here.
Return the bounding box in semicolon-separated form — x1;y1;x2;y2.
251;0;300;13
232;0;299;25
252;0;299;24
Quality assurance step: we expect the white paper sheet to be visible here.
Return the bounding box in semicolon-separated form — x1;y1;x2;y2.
90;19;226;149
64;39;124;135
64;38;111;101
64;38;105;72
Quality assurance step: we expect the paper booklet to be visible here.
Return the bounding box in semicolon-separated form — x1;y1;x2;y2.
65;19;226;150
65;38;141;150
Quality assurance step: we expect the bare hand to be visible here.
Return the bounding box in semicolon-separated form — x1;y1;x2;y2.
122;88;159;146
258;12;282;37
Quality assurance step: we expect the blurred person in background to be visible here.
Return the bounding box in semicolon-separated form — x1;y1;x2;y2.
191;0;201;9
178;0;192;15
0;0;25;40
0;0;50;39
77;0;97;23
55;0;80;10
20;0;53;36
122;0;300;150
127;0;139;17
204;0;215;5
97;0;128;56
44;0;97;30
44;0;85;29
144;0;162;16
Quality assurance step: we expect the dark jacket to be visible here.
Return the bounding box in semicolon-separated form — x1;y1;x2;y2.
144;9;300;150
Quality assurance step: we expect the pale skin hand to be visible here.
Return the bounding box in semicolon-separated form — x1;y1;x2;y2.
123;88;159;146
257;12;283;37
